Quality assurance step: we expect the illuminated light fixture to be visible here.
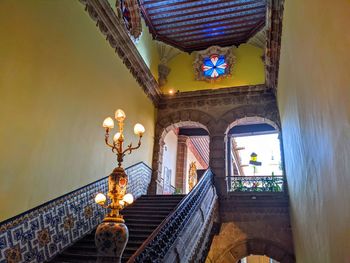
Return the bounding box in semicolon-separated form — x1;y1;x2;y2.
133;123;145;136
168;89;174;95
113;132;122;143
123;193;134;204
95;193;107;205
95;109;144;260
103;117;114;130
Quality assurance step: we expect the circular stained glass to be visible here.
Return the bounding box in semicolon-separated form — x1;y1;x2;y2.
201;55;228;78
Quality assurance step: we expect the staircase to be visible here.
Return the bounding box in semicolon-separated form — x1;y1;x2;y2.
50;194;185;263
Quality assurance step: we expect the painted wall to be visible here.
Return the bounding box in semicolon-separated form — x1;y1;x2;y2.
0;1;155;221
134;20;160;81
185;147;205;193
162;130;178;189
278;0;350;262
163;44;265;93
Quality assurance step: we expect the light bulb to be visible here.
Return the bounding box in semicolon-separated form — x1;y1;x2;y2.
103;117;114;129
113;132;121;142
123;193;134;204
95;193;106;205
133;123;145;136
115;109;126;122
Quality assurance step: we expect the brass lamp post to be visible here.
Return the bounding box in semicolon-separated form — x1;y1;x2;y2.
94;109;145;263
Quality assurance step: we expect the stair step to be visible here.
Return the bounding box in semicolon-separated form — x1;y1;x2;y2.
50;194;184;262
125;218;164;224
123;207;174;212
138;195;185;200
123;210;171;216
124;203;180;208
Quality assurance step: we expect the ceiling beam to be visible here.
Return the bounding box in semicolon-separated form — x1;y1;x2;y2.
158;16;262;35
183;32;247;45
245;19;266;40
183;38;247;52
155;12;265;32
151;6;266;27
149;1;264;22
143;0;221;12
174;30;249;43
166;23;257;40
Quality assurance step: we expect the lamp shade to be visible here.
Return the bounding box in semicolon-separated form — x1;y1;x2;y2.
115;109;126;122
123;193;134;204
113;132;121;142
103;117;114;129
95;193;106;205
133;123;145;136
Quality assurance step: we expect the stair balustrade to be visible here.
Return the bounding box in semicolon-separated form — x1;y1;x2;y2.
129;168;218;263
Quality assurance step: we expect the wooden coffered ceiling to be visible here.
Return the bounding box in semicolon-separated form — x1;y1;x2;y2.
139;0;267;52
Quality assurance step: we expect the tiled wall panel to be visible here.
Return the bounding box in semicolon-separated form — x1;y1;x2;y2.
0;162;151;263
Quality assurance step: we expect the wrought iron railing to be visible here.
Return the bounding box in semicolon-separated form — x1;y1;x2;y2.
228;175;284;192
128;169;214;263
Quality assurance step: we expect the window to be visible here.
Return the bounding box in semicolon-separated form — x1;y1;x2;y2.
201;54;227;78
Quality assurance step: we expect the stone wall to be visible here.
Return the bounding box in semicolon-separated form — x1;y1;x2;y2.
149;85;280;196
206;192;294;263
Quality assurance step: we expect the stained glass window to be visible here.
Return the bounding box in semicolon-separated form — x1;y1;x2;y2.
201;54;227;78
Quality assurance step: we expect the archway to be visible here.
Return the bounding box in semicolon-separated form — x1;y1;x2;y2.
224;116;284;193
149;109;214;194
225;239;295;263
207;105;281;196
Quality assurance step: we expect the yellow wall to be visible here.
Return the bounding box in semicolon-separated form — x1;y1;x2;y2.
106;1;159;80
163;44;265;93
0;1;155;221
278;0;350;262
135;20;159;81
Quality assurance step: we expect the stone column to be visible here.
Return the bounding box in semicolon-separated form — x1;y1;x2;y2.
175;135;189;193
209;134;227;197
148;138;164;195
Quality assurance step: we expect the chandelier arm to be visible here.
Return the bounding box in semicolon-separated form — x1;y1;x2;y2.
104;134;115;149
123;137;142;155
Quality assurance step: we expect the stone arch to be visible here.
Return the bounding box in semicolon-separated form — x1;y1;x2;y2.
220;104;281;136
217;238;295;263
207;104;281;196
148;109;215;194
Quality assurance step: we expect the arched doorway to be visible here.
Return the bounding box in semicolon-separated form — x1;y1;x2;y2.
207;238;295;263
152;120;210;194
224;117;285;193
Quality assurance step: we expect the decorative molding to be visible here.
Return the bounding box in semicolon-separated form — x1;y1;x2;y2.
193;46;236;82
0;162;151;263
157;42;180;87
79;0;161;105
248;25;267;49
265;0;285;95
158;63;171;87
120;0;142;40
